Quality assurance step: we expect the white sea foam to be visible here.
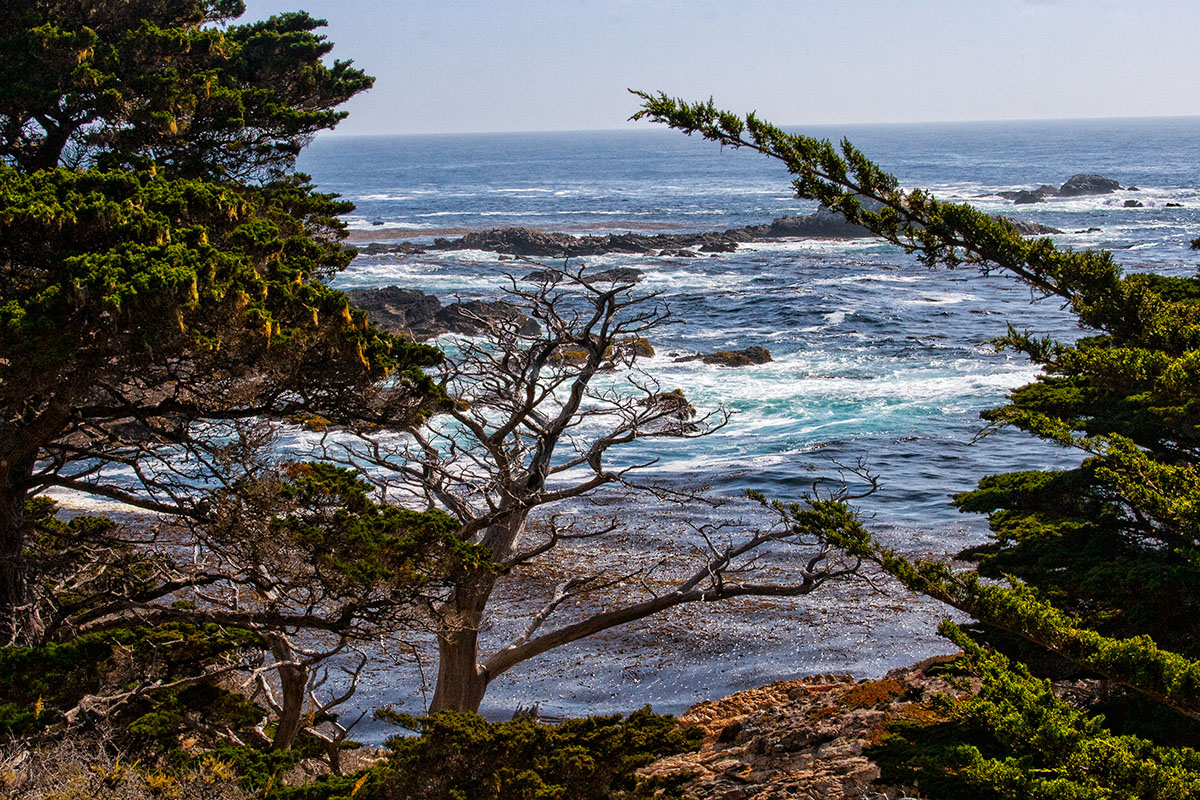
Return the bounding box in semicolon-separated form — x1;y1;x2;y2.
901;292;977;306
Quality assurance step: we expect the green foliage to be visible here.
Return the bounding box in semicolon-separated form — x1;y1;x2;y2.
0;0;462;783
366;708;702;800
0;165;438;398
0;0;441;652
642;93;1200;793
160;709;700;800
872;625;1200;800
0;1;372;179
271;463;492;588
0;636;111;734
173;741;306;796
0;622;261;741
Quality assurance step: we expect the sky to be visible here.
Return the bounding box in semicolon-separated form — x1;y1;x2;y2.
241;0;1200;135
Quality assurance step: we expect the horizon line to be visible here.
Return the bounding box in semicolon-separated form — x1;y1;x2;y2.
319;112;1200;139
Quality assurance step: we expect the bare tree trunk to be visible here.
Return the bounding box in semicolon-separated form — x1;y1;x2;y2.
269;634;309;750
428;576;496;713
0;460;33;645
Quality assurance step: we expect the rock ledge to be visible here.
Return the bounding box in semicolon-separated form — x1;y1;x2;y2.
640;657;973;800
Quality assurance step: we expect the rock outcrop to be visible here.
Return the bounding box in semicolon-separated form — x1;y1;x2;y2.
675;347;773;367
427;228;747;258
1003;218;1062;236
639;658;974;800
345;286;539;340
996;175;1126;204
643;388;697;420
999;184;1059;204
756;209;873;239
353;208;1060;260
524;267;646;284
1057;173;1122;197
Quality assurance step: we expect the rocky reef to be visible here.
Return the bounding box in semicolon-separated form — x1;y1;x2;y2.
354;208;1060;259
344;286;539;340
996;173;1131;204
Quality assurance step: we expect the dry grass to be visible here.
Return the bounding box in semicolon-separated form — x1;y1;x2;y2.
0;738;250;800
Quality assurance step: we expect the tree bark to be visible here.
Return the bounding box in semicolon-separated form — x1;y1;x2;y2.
0;459;34;645
428;575;496;713
269;634;309;751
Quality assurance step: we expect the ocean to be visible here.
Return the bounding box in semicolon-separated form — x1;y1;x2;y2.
295;118;1200;731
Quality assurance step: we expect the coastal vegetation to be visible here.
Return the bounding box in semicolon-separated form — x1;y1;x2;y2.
0;0;469;786
635;91;1200;797
3;1;1198;797
0;2;864;796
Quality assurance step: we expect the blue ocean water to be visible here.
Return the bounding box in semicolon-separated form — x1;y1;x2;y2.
295;119;1200;728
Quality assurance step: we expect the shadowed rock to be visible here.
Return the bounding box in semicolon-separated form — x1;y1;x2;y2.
675;346;773;367
345;286;539;340
353;208;1062;259
643;388;697;419
524;267;645;284
1058;173;1122;197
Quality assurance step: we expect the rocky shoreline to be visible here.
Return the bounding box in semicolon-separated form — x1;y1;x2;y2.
639;656;973;800
352;208;1062;259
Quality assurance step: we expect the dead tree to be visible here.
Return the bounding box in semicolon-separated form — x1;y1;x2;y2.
341;268;869;713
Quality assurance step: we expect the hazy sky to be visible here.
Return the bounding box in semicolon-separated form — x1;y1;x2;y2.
241;0;1200;135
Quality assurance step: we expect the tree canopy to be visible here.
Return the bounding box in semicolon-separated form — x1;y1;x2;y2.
0;3;459;768
0;0;372;180
0;1;446;649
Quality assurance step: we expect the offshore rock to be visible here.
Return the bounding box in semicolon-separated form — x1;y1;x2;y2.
759;208;873;239
549;336;655;368
345;286;539;340
354;206;1059;259
524;266;645;284
436;300;541;337
998;184;1058;204
430;227;746;258
643;388;697;419
639;658;974;800
675;347;773;367
1003;218;1062;236
1058;173;1122;197
343;287;439;334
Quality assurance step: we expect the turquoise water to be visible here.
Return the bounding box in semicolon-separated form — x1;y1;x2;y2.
295;120;1200;728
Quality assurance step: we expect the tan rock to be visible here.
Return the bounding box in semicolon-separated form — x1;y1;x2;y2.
640;657;972;800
